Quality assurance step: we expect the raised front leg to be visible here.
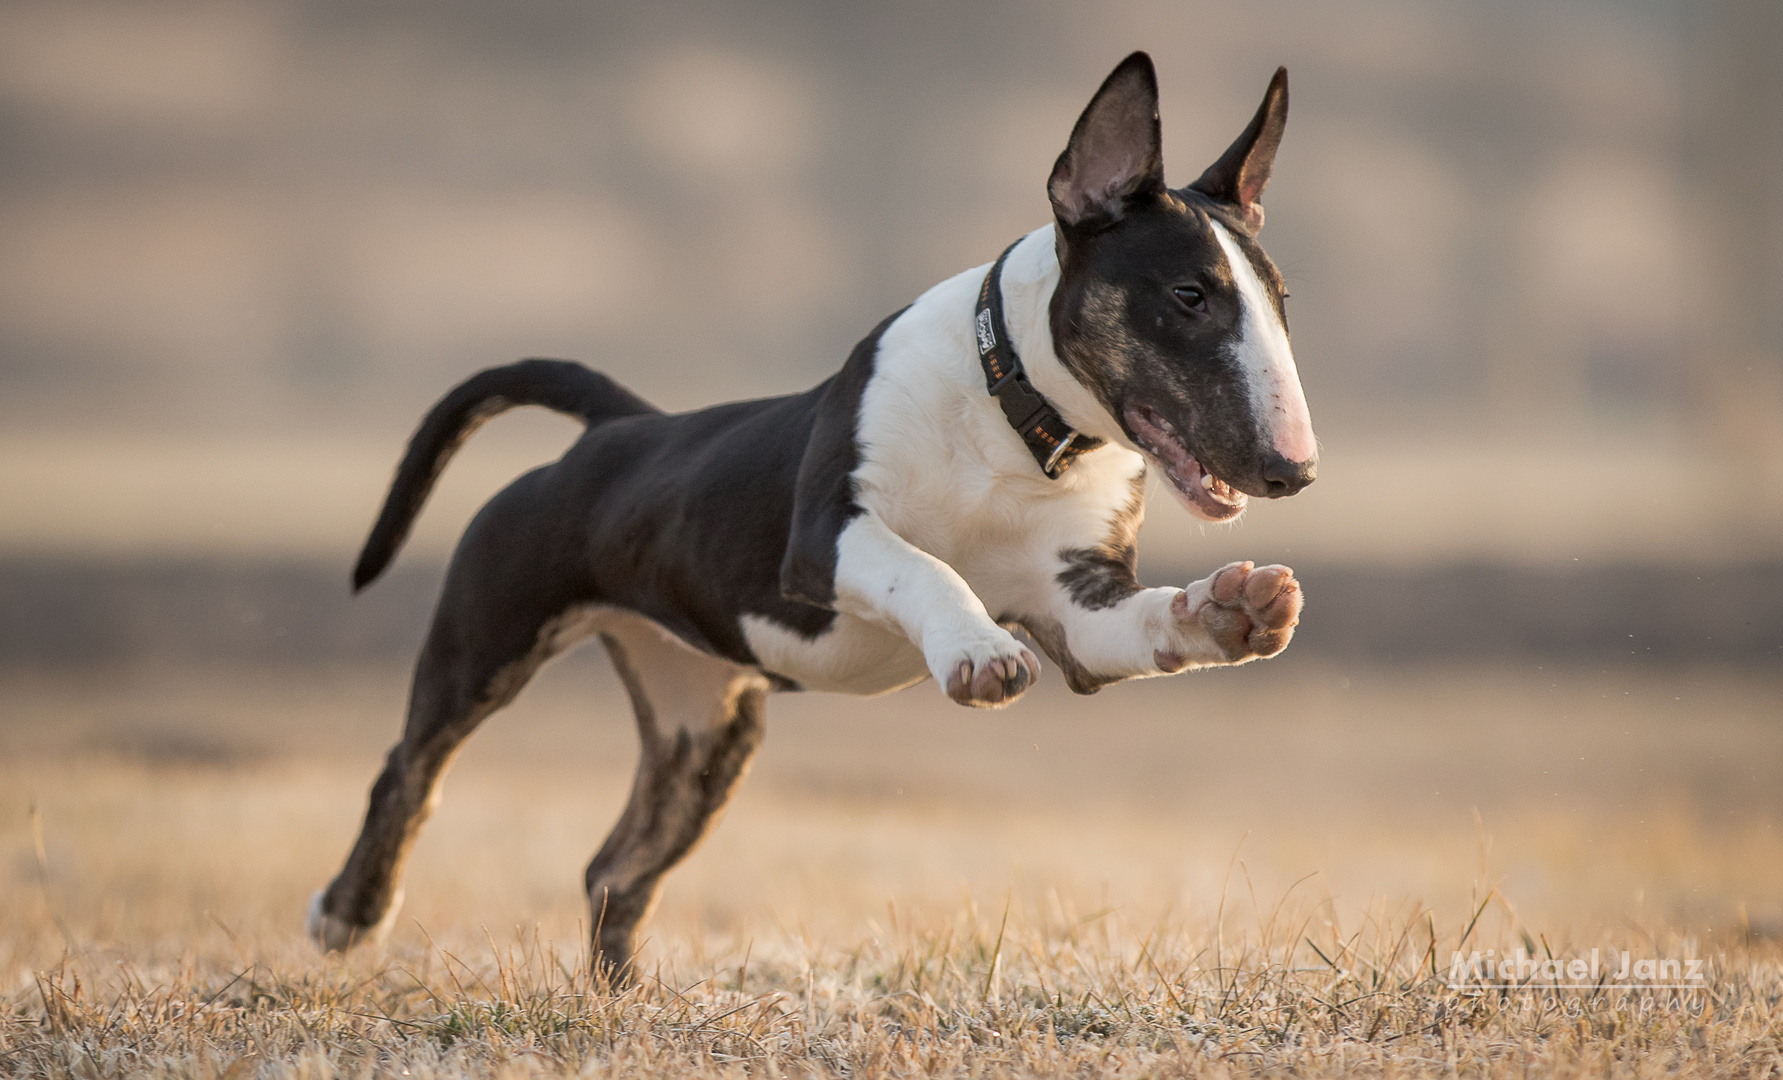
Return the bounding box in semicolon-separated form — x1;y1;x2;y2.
832;511;1041;708
1026;561;1303;694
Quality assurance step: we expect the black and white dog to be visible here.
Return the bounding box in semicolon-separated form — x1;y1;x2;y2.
310;53;1316;976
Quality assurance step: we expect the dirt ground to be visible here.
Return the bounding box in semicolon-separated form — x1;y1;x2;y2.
3;655;1780;1077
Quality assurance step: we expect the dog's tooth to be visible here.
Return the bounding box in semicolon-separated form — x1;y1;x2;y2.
1201;473;1215;491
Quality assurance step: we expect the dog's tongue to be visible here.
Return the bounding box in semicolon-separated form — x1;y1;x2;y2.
1123;405;1247;522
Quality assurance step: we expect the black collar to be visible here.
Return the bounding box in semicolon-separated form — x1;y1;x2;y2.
974;240;1103;478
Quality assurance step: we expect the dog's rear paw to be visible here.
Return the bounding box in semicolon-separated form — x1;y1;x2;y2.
1160;561;1302;668
936;631;1040;709
307;887;401;952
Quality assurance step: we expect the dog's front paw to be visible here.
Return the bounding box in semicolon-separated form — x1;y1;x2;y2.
932;628;1040;709
1159;561;1302;669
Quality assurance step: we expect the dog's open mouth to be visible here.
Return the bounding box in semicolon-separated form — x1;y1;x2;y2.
1123;403;1247;522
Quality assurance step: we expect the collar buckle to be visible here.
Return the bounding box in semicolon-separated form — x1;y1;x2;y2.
1042;431;1083;478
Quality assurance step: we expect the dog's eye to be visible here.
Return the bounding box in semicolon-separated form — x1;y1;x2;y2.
1172;286;1207;312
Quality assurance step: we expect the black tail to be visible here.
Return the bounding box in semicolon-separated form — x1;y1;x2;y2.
352;359;659;592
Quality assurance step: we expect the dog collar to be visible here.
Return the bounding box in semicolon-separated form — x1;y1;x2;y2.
975;241;1104;478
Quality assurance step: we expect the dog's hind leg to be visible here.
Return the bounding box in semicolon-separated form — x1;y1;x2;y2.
583;615;768;983
310;480;595;951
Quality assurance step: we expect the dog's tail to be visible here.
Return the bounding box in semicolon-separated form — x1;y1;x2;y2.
352;359;659;592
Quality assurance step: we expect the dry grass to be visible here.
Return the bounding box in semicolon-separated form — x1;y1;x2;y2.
3;658;1781;1077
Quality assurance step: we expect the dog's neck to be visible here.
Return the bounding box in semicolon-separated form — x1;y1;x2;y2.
989;227;1134;452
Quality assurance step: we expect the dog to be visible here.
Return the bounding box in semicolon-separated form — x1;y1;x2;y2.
309;52;1316;978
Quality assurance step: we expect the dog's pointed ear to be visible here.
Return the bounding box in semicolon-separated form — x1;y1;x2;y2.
1048;52;1165;229
1188;67;1287;233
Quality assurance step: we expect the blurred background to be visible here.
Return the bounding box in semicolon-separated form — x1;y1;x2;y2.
2;0;1781;639
1;0;1780;965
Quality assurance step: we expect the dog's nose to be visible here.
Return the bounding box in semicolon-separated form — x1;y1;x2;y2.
1261;454;1317;497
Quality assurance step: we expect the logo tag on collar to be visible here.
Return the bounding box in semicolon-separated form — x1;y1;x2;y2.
975;308;996;355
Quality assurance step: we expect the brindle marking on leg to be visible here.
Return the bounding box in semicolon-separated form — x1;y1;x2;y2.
1055;472;1146;611
1018;615;1117;695
585;626;768;982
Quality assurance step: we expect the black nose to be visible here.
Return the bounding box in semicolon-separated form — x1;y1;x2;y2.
1261;454;1317;497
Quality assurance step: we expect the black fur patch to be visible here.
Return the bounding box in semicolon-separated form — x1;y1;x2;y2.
779;306;907;608
351;308;906;693
558;393;841;662
478;307;910;669
1055;471;1146;610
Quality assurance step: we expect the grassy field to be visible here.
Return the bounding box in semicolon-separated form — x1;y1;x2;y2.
3;655;1780;1077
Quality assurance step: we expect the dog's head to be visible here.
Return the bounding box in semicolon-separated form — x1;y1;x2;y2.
1048;53;1315;522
